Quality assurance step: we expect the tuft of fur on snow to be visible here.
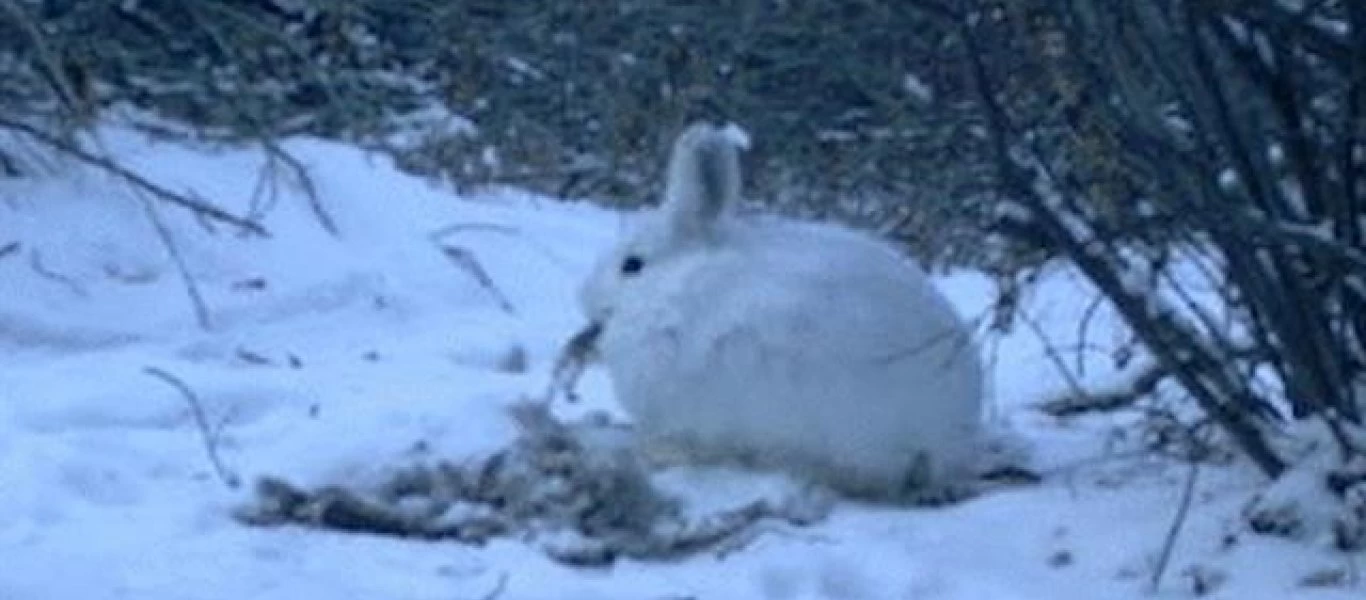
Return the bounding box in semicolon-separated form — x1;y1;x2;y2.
235;400;825;565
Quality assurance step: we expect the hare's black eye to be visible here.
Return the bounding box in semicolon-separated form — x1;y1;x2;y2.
620;255;645;275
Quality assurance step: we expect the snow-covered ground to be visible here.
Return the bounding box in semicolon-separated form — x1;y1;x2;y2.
0;129;1357;599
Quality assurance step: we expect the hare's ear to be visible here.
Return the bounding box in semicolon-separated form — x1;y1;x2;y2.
661;122;745;239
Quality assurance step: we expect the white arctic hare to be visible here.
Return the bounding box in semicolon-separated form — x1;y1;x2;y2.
578;122;984;500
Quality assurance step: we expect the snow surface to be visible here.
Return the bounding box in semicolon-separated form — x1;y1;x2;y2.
1;129;1359;599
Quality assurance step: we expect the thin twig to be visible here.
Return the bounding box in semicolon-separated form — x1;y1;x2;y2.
1074;292;1107;377
0;0;85;120
430;222;522;241
1019;308;1093;407
1038;361;1169;417
135;192;211;329
0;117;268;236
177;1;333;236
435;244;517;315
1150;460;1200;593
430;222;577;273
0;241;21;261
878;309;989;376
144;366;241;489
245;150;280;223
476;572;509;600
29;250;87;297
73;128;214;329
261;138;336;235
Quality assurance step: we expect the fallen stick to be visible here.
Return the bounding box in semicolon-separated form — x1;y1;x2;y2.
144;366;241;489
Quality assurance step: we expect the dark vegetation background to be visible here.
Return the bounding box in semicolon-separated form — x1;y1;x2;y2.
2;0;1363;538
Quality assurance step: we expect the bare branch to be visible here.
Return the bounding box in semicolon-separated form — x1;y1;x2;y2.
0;0;88;122
135;191;212;330
430;222;521;240
1038;361;1167;418
0;117;268;236
261;139;336;236
28;250;87;297
435;244;517;315
143;366;241;489
1020;308;1094;409
1150;461;1201;593
956;9;1289;477
475;572;509;600
0;241;19;261
1074;292;1107;376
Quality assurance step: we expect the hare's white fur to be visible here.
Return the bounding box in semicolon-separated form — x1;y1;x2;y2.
578;122;984;499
